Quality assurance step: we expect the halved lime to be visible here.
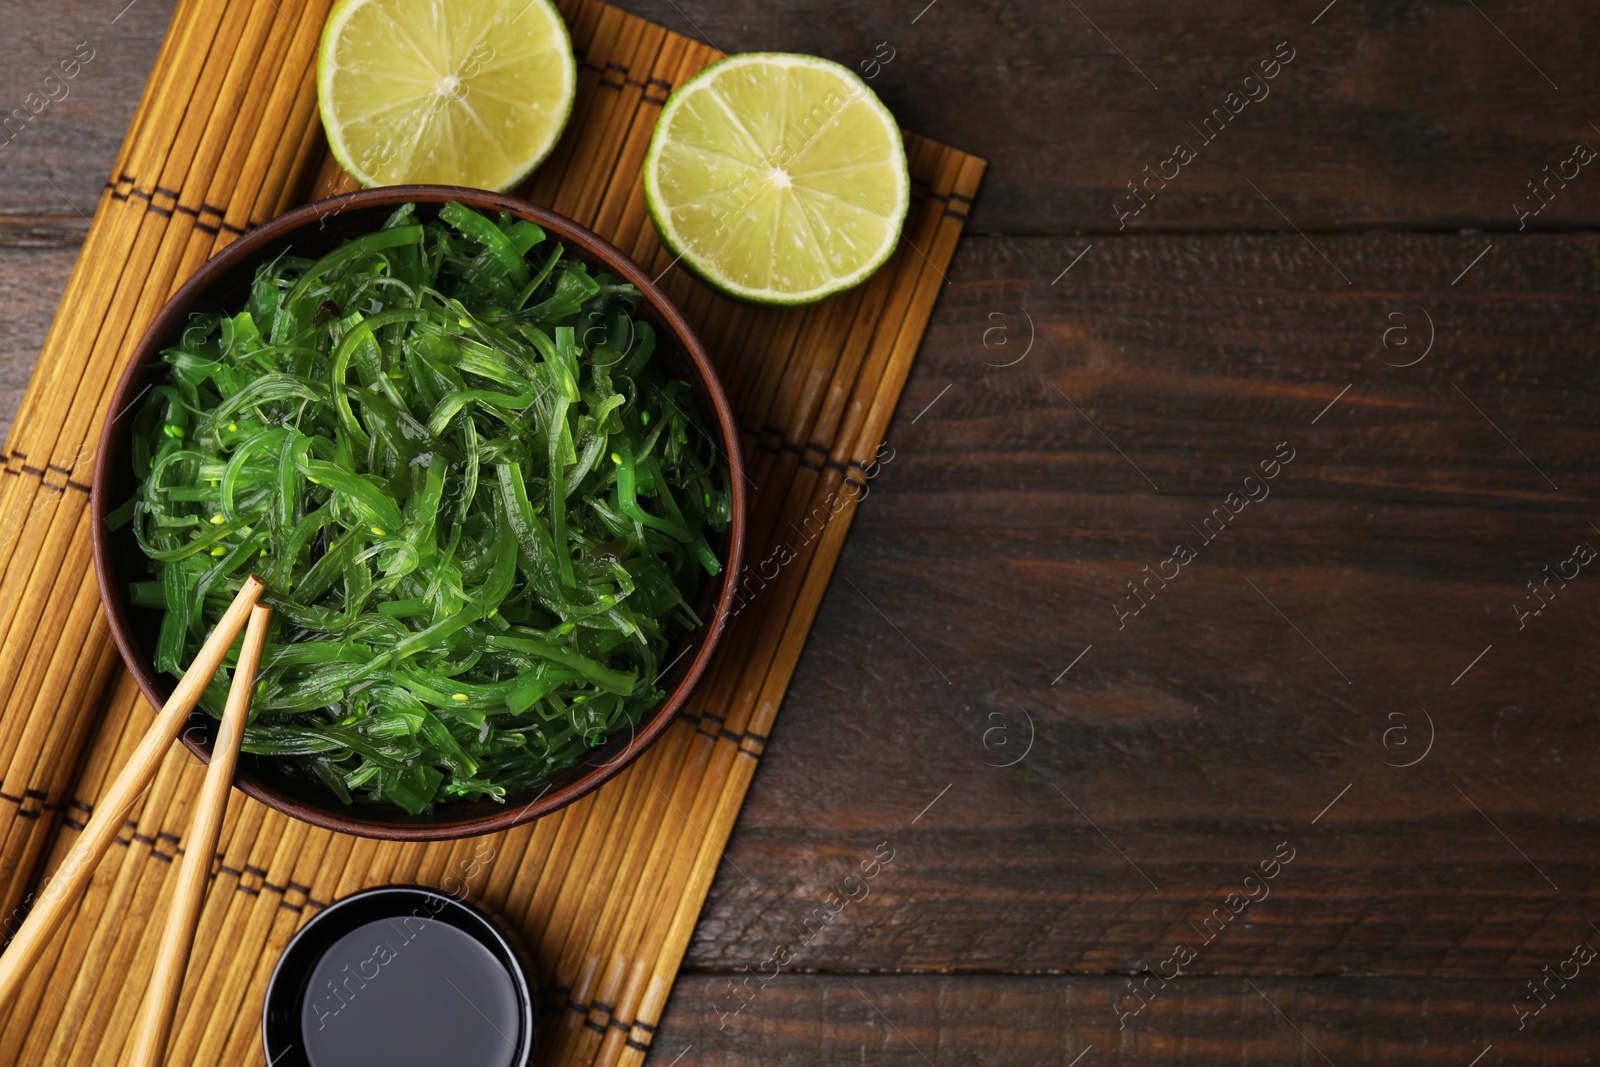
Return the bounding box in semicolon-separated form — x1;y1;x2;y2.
643;53;911;306
318;0;577;192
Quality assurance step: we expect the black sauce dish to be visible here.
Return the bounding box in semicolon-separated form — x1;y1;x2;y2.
263;886;536;1067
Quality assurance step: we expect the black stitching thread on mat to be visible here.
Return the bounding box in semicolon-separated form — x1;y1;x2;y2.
579;57;668;99
555;992;648;1041
0;789;49;819
740;433;872;481
80;822;333;913
0;452;94;494
673;710;767;759
109;172;249;234
905;186;971;220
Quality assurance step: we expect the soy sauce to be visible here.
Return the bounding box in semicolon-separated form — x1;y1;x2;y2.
300;916;521;1067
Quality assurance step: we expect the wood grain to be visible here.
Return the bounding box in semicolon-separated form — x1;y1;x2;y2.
0;0;175;219
653;975;1600;1064
8;0;1600;233
0;247;74;441
678;231;1600;979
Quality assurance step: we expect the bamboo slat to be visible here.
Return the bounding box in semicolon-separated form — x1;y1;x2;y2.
0;0;984;1061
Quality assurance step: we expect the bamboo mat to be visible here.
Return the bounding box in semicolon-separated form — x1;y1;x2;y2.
0;0;983;1061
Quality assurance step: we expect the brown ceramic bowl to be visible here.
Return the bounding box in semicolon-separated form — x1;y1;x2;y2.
91;186;745;840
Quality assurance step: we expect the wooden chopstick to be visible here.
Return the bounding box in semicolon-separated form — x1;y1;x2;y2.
0;575;267;1012
126;599;272;1067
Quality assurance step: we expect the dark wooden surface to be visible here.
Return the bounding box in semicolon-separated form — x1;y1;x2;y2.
5;1;1600;1063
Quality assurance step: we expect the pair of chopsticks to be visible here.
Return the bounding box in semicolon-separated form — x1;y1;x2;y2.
0;577;272;1067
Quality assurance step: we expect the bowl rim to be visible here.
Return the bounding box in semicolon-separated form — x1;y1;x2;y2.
90;185;747;840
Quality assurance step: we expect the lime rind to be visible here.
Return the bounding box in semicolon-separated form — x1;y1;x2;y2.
643;52;911;307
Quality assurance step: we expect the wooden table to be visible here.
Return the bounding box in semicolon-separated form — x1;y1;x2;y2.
5;1;1598;1062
